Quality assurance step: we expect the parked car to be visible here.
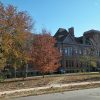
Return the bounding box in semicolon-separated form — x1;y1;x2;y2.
97;67;100;72
58;67;66;74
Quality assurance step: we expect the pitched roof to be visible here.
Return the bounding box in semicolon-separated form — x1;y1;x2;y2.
84;29;100;38
75;36;83;44
54;28;69;42
84;29;100;33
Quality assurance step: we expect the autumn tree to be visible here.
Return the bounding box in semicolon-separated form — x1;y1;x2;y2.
31;32;60;75
79;48;98;72
0;2;33;71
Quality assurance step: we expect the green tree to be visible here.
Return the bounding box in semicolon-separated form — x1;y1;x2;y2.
0;2;33;73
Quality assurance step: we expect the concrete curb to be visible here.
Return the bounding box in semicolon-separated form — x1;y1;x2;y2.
0;81;100;96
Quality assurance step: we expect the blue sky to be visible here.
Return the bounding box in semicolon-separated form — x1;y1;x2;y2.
1;0;100;37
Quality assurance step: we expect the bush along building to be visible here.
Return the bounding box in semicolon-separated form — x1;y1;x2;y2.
54;27;100;73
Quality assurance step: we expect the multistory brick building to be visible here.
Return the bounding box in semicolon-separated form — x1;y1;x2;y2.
54;27;100;73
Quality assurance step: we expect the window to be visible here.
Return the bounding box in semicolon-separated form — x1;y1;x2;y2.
66;60;73;67
66;60;68;67
96;50;100;56
65;48;68;54
59;48;62;53
79;49;82;55
84;48;87;55
65;47;73;56
74;48;78;54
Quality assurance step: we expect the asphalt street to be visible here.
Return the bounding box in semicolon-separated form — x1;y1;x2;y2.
13;87;100;100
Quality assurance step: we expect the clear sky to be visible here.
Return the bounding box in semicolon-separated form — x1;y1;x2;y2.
1;0;100;37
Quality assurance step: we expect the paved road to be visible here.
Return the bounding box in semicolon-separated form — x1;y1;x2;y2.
14;88;100;100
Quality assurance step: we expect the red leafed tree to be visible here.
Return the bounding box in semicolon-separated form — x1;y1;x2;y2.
31;32;61;74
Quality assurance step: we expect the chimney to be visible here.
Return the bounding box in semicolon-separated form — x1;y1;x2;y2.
68;27;74;37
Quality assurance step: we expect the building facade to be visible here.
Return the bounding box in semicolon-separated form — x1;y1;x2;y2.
54;27;100;73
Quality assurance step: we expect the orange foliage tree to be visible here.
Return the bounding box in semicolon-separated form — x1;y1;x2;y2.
31;32;61;74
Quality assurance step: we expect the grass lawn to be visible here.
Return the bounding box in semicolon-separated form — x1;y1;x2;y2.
0;72;100;92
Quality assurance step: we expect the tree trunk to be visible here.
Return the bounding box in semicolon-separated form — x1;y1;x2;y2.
15;67;16;78
42;73;45;78
25;64;28;78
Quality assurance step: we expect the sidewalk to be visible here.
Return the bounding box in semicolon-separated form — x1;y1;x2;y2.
0;81;100;96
